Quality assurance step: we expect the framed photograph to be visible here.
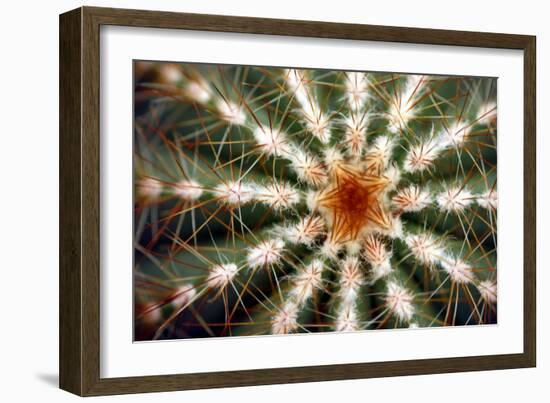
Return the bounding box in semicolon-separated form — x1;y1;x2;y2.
59;6;536;396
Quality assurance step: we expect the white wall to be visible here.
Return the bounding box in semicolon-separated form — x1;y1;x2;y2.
0;0;546;401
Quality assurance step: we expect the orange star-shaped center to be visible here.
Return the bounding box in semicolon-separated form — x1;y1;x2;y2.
316;163;392;243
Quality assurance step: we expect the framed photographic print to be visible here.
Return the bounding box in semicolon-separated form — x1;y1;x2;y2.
59;6;536;396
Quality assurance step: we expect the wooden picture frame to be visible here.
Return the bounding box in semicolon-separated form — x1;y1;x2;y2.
59;6;536;396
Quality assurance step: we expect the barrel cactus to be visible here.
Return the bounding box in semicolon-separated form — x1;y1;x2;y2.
133;61;497;341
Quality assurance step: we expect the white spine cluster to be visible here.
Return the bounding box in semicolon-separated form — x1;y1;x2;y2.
335;257;364;331
439;120;472;148
171;284;197;307
284;215;325;245
345;72;369;112
405;233;445;268
343;115;368;157
335;301;360;332
320;239;342;260
206;263;239;289
392;185;432;213
255;182;300;211
247;239;285;269
339;257;363;302
363;235;392;282
383;164;401;191
253;125;291;157
477;189;498;210
158;64;182;84
436;185;474;212
323;147;346;176
141;303;163;325
285;69;331;144
216;100;246;125
345;240;363;257
183;79;211;104
173;179;203;201
403;137;444;173
477;280;497;303
215;181;256;206
440;256;475;284
271;302;299;334
476;101;497;125
289;259;325;306
366;135;394;173
385;281;415;322
403;116;480;174
388;75;425;133
288;148;328;187
285;69;308;102
137;177;163;200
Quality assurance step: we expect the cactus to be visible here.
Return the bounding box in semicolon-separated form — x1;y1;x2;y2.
133;61;497;340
